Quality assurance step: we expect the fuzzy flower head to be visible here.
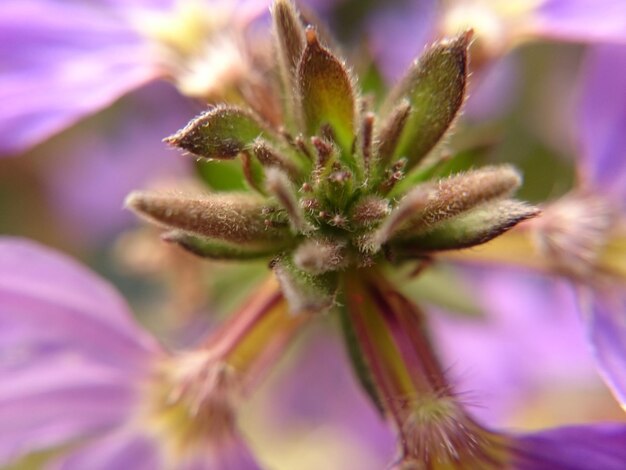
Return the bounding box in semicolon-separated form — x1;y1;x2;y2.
127;0;538;316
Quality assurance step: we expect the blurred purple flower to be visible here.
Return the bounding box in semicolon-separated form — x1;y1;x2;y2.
2;0;278;244
38;82;196;244
365;0;626;126
267;328;396;469
531;0;626;44
577;45;626;204
0;237;260;469
534;44;626;405
343;273;626;468
368;0;626;83
366;0;437;83
0;0;158;155
452;44;626;408
510;424;626;469
0;0;271;156
430;268;600;428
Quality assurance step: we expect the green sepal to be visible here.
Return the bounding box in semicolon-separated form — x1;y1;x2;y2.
272;254;338;314
298;27;356;155
387;31;472;170
165;105;274;160
163;230;295;260
389;200;539;253
195;159;249;192
272;0;305;129
125;191;289;244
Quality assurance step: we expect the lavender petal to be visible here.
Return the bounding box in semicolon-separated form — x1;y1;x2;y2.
0;355;138;465
0;238;160;464
0;0;159;155
0;238;161;367
582;287;626;406
48;427;160;470
430;268;597;427
577;45;626;203
365;0;437;83
267;330;396;468
41;81;195;245
511;423;626;469
183;433;262;470
534;0;626;44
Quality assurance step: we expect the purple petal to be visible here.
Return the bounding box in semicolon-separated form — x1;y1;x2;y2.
366;0;437;83
582;287;626;406
0;0;160;155
511;423;626;469
0;355;138;465
182;434;262;470
533;0;626;44
40;81;196;245
577;45;626;203
465;54;521;121
48;427;160;470
267;329;396;468
430;268;598;427
0;238;161;366
0;238;160;464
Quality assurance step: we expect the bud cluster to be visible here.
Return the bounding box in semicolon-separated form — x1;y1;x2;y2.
127;0;537;315
126;0;540;465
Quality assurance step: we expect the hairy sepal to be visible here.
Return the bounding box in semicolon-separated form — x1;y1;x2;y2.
389;200;540;253
297;27;356;155
272;0;305;127
386;31;472;170
125;191;288;244
293;237;348;274
164;106;274;160
364;165;521;253
163;230;294;260
272;256;337;314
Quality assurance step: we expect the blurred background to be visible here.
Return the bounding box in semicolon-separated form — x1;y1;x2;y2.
2;0;625;468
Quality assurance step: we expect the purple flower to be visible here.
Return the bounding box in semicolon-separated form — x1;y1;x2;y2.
511;424;626;469
0;0;158;155
367;0;626;101
1;0;277;245
37;82;196;245
429;267;601;428
532;44;626;405
449;44;626;408
0;237;270;468
577;45;626;204
341;272;626;469
266;330;396;469
0;0;271;156
531;0;626;44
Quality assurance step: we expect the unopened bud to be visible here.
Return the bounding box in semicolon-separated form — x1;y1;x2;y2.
390;200;540;252
164;106;271;160
293;238;347;274
350;196;391;228
125;191;286;244
265;168;313;234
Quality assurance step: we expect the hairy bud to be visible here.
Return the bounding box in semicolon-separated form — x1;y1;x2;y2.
386;31;473;169
390;200;540;253
125;191;287;244
298;26;356;152
164;106;272;160
265;168;313;234
293;238;348;274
